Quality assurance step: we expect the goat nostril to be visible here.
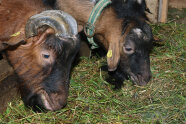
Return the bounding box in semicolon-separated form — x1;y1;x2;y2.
137;75;143;82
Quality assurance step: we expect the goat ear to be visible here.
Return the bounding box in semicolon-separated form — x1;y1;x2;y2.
0;42;8;51
107;41;120;71
0;32;25;51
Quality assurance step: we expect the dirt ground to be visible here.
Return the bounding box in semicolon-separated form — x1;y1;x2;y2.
168;8;186;24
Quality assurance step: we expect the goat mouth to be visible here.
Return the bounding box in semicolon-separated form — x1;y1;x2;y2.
40;93;67;111
40;94;53;111
39;90;67;111
129;73;148;86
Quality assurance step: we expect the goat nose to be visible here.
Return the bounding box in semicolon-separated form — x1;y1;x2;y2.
143;70;152;83
147;71;152;82
40;92;68;111
136;75;146;86
25;94;46;112
137;73;151;86
24;93;67;112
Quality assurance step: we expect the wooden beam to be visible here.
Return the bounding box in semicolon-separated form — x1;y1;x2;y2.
159;0;169;23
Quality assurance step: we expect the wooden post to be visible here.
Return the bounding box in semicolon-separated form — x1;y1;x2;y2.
158;0;169;23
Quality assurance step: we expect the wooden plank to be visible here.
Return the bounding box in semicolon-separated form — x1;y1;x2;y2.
158;0;169;23
0;56;19;113
0;59;14;82
146;0;159;23
169;0;186;9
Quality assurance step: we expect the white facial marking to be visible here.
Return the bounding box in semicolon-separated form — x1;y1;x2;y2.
133;28;142;37
137;0;142;4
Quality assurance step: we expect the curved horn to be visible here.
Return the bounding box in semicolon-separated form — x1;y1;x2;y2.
25;10;78;39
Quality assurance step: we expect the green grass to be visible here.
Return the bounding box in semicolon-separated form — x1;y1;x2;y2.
0;11;186;123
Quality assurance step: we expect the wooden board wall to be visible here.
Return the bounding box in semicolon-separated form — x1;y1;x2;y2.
146;0;159;23
146;0;170;23
169;0;186;9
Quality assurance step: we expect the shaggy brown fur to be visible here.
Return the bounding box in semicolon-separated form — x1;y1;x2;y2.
0;0;47;43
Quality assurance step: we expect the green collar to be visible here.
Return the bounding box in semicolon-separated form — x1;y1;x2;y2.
84;0;112;49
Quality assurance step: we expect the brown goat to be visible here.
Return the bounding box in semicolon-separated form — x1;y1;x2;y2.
43;0;154;87
0;0;80;111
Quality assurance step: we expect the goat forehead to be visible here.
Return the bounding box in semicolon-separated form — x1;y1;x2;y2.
125;37;151;51
44;39;63;53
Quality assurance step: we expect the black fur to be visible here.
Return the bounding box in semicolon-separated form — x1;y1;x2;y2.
111;0;149;21
0;53;3;60
111;0;151;35
107;22;153;88
42;0;56;8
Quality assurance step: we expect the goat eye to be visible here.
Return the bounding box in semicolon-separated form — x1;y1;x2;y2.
123;46;134;54
42;54;50;59
125;48;132;51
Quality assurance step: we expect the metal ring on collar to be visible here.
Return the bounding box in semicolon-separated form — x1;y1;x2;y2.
84;22;95;38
